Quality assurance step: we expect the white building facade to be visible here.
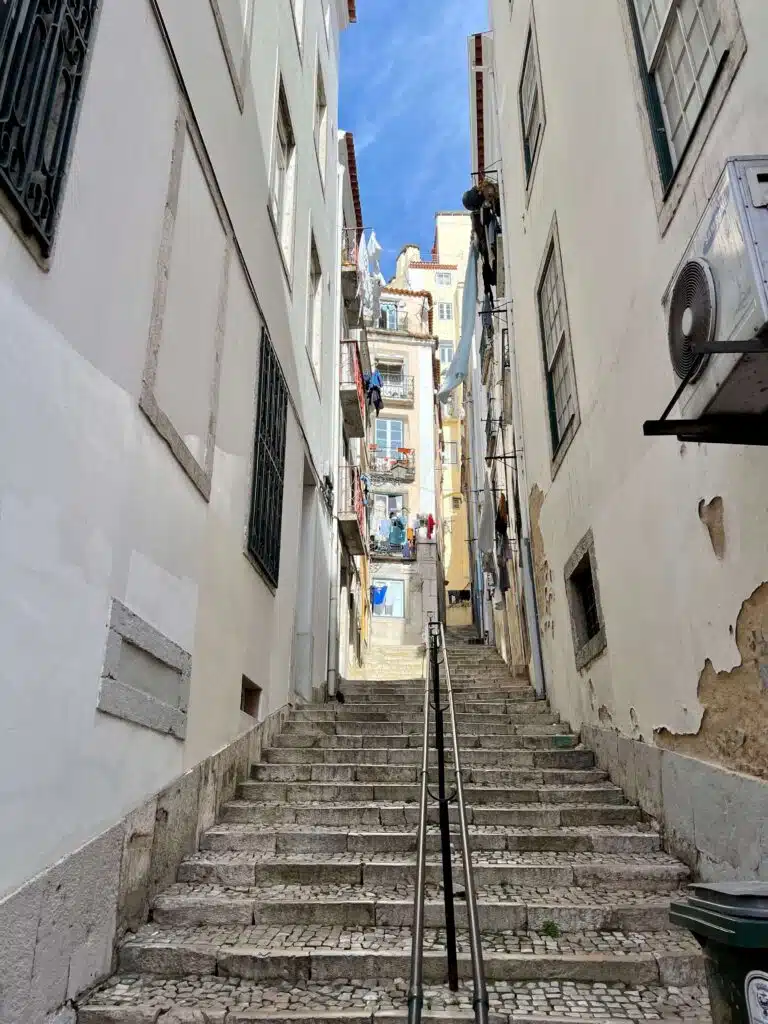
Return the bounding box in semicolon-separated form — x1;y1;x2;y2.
0;1;357;1017
471;0;768;874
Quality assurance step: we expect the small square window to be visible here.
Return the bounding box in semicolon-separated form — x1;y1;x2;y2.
564;530;607;671
438;302;454;321
240;676;262;719
452;495;462;511
435;271;452;286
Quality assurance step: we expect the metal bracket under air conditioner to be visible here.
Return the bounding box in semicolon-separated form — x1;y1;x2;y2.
643;336;768;445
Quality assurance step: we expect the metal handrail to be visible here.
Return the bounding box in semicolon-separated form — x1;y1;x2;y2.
438;621;489;1024
407;641;431;1024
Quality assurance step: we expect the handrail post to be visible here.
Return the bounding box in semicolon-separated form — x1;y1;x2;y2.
430;621;459;992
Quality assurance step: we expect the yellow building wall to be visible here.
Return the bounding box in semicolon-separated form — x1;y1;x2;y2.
406;213;473;626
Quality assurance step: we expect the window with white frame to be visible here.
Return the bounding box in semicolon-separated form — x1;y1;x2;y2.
373;579;405;618
442;441;458;466
376;418;404;451
380;302;399;330
519;26;544;182
434;271;452;286
439;342;454;369
314;61;328;182
271;83;297;267
537;231;578;455
307;236;322;378
630;0;726;174
438;302;453;321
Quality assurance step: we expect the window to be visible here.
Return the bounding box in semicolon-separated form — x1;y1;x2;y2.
378;362;404;389
439;343;454;368
0;0;99;258
442;441;458;466
629;0;727;177
537;226;578;458
452;496;463;511
435;271;452;286
373;580;405;618
248;329;288;588
438;302;454;321
271;83;297;268
565;530;606;670
380;302;399;330
373;493;404;520
307;235;322;379
519;27;545;183
240;676;262;719
314;62;328;182
376;418;404;451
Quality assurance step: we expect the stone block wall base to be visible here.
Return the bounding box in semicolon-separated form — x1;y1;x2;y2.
0;703;293;1024
582;724;768;881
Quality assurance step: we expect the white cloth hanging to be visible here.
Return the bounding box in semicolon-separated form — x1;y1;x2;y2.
479;472;495;555
438;245;478;401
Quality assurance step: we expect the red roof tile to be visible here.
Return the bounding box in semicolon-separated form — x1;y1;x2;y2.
344;133;363;235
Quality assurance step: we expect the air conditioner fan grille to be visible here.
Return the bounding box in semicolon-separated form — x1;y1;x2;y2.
668;258;716;381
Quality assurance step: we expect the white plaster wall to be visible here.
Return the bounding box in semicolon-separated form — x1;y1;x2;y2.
0;0;345;898
488;0;768;742
418;346;438;517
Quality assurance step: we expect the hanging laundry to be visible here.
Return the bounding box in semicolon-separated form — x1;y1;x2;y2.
438;246;478;401
481;293;494;334
427;514;435;540
462;186;483;212
389;514;406;546
496;493;509;537
357;230;370;305
368;232;383;324
406;527;414;543
402;540;411;559
366;368;383;414
371;585;388;606
479;473;495;555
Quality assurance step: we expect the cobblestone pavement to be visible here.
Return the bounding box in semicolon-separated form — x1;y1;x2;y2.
84;975;710;1020
78;638;711;1022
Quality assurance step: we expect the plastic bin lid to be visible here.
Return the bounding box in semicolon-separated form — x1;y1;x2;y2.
688;882;768;920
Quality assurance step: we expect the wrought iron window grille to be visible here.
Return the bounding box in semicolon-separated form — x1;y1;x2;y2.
248;328;288;588
0;0;100;257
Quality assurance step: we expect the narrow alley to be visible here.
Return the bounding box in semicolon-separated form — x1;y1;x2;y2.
1;1;767;1023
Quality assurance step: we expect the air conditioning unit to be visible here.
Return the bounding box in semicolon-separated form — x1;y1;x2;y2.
663;157;768;420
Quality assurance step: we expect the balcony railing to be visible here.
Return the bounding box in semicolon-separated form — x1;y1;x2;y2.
341;226;363;266
340;340;366;438
380;375;415;404
372;309;410;332
368;446;416;483
338;464;367;556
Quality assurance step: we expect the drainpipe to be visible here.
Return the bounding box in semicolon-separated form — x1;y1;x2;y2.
326;155;347;699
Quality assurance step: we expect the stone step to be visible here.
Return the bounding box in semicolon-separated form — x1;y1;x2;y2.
237;781;625;806
283;720;569;737
198;823;660;857
177;850;688;892
78;975;712;1024
222;800;642;828
300;701;553;717
274;731;580;751
153;881;677;932
340;690;538;704
117;923;704;986
250;764;607;787
263;746;596;769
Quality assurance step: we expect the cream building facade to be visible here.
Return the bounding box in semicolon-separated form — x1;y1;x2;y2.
405;216;474;626
365;284;443;645
469;0;768;875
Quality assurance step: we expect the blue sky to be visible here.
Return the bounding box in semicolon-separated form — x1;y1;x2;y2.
340;0;487;279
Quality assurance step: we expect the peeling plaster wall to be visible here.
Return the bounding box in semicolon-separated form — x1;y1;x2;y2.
489;0;768;779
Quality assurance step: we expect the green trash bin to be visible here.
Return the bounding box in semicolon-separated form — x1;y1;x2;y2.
670;883;768;1024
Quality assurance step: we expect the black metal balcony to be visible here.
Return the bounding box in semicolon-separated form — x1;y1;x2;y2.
380;375;415;405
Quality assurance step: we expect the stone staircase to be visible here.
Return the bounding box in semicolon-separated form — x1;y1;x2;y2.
79;631;710;1022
